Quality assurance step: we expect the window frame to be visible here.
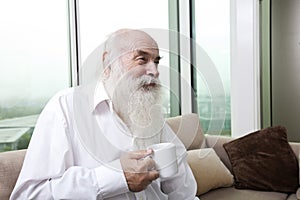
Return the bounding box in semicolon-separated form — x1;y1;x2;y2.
70;0;261;137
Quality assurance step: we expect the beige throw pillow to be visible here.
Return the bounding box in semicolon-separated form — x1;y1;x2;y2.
166;113;205;150
187;148;234;196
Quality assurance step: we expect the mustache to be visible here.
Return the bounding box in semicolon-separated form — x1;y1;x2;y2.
135;75;160;88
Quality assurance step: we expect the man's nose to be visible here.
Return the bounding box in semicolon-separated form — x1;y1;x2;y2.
146;62;159;78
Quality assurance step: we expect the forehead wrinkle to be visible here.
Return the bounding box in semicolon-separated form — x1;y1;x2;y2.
133;49;160;60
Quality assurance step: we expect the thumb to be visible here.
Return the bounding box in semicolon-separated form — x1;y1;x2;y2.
147;170;159;181
129;149;153;160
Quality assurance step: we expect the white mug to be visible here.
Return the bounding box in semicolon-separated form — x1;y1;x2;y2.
148;143;178;179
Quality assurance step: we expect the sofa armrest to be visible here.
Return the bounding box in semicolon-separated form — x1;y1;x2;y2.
0;149;26;200
204;135;233;172
289;142;300;197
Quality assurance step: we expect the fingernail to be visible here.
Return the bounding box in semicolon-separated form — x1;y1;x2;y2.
143;154;152;160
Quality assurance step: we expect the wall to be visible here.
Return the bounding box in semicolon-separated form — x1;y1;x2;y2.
271;0;300;142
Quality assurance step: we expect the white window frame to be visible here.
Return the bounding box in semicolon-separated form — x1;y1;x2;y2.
68;0;81;86
230;0;261;137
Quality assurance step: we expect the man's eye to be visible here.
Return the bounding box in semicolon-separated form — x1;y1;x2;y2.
136;57;148;64
137;57;146;61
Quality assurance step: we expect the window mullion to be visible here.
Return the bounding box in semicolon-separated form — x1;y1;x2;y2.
68;0;81;86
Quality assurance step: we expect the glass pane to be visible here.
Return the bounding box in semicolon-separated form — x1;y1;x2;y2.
0;0;70;151
78;0;170;115
194;0;231;135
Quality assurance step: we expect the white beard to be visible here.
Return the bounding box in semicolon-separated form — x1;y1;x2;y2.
106;64;164;150
126;81;164;150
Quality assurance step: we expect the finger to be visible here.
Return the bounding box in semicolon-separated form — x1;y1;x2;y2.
142;157;156;170
129;149;153;160
147;170;159;181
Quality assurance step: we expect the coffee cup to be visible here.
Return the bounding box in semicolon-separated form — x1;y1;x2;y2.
148;142;178;179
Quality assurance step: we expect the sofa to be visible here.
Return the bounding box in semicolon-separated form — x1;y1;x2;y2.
1;113;299;200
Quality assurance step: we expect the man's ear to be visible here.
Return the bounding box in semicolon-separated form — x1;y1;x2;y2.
102;51;108;62
102;51;109;68
102;64;111;80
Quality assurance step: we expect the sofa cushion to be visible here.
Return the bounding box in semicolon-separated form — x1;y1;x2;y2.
166;113;205;150
289;142;300;199
0;149;26;200
187;148;234;195
287;193;298;200
223;126;299;193
205;135;234;172
199;187;288;200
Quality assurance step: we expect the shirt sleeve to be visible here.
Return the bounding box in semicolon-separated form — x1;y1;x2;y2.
10;92;129;200
160;124;198;200
94;159;129;199
161;156;198;200
11;164;129;200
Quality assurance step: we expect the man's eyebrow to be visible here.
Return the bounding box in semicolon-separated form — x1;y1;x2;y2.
135;49;162;60
155;55;162;60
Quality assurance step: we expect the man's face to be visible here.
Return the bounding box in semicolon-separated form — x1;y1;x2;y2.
105;30;161;87
119;48;161;78
116;47;161;91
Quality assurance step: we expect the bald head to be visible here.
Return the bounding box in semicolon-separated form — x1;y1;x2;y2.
102;29;159;68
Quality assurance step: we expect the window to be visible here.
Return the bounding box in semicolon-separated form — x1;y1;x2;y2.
193;0;231;135
0;0;70;151
77;0;171;115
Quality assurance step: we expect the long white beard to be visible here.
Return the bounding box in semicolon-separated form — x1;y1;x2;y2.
107;67;164;150
126;80;164;150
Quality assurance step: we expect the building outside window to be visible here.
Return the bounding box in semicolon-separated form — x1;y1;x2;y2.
0;0;70;151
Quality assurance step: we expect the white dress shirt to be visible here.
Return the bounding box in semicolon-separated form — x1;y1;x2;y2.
10;81;198;200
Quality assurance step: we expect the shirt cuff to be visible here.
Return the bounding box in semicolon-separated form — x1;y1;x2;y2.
94;159;129;198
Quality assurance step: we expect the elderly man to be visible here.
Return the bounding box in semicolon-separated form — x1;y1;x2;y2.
10;29;198;200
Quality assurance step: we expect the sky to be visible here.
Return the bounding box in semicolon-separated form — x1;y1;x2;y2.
0;0;70;105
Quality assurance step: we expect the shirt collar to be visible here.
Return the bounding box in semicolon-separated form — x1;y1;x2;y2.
92;80;112;112
91;81;130;134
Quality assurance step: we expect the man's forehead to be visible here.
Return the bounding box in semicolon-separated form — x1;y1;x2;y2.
115;31;157;48
118;40;158;53
107;29;160;60
116;48;160;59
133;48;159;56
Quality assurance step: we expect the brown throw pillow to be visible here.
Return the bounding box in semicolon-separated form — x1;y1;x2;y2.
223;126;299;193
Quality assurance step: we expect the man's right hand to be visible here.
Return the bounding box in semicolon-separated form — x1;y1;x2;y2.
120;149;159;192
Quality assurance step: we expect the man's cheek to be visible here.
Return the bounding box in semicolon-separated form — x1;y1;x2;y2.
129;66;146;78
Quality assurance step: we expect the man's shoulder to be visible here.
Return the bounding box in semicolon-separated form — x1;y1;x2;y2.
49;87;76;102
54;87;75;97
43;85;95;114
49;82;103;111
51;83;96;101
